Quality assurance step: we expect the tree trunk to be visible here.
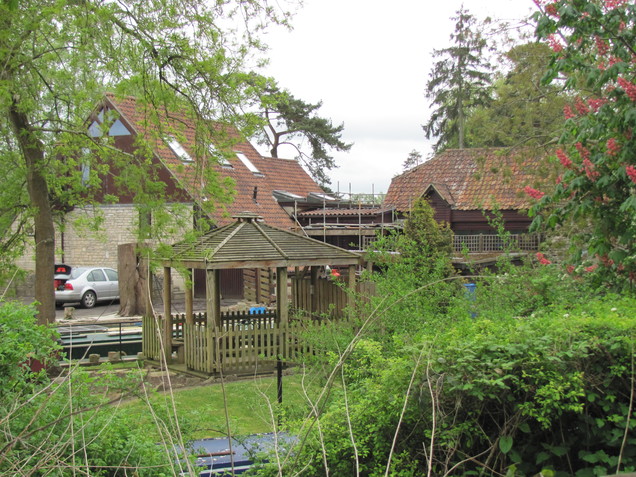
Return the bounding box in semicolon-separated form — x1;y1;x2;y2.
118;243;149;316
9;99;56;324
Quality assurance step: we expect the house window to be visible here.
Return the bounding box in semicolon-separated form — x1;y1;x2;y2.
166;136;193;163
87;109;131;137
109;119;131;136
236;152;263;176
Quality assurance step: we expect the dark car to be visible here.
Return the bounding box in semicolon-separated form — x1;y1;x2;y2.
55;265;119;308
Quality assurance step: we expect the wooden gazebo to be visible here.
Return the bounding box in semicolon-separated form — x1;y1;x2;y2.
143;213;362;375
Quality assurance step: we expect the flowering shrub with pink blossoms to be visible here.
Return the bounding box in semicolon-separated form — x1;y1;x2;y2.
530;0;636;290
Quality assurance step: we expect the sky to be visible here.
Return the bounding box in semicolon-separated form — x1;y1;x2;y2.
259;0;538;197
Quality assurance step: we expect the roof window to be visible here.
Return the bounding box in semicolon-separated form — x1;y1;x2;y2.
236;152;263;176
210;144;232;167
166;136;193;163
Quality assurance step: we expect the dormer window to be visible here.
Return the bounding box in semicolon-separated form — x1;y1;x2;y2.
236;151;263;176
166;136;193;163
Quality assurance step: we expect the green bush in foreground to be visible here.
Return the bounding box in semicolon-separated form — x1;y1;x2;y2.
283;295;636;477
0;301;180;476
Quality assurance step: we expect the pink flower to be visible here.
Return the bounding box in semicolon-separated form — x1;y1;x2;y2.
585;264;598;273
607;138;620;156
609;56;623;67
588;97;608;112
545;3;559;16
626;165;636;184
617;77;636;101
566;265;575;274
604;0;627;9
595;36;609;56
563;105;576;119
575;97;589;115
536;252;552;265
576;142;591;161
583;158;600;181
556;149;573;168
524;186;545;199
548;35;564;53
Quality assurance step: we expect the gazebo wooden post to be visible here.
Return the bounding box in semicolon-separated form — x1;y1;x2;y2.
310;266;318;316
276;266;289;326
347;265;356;319
276;266;289;362
185;268;194;325
162;267;172;363
206;268;221;373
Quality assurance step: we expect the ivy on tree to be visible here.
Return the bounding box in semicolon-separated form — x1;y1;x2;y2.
529;0;636;289
423;7;493;152
256;81;352;186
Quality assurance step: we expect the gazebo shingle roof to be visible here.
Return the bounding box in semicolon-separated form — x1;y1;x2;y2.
164;213;361;269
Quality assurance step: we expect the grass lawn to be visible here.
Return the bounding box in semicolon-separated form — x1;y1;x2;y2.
118;371;321;440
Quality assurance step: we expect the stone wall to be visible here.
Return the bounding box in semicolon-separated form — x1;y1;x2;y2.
12;203;193;297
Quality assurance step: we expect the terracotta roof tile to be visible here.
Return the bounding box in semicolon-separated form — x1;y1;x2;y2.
104;94;324;229
384;148;544;212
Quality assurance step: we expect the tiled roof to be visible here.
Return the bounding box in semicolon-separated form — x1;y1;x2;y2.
298;207;394;218
384;148;544;212
103;93;324;228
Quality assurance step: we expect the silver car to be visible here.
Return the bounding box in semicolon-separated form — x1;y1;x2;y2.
55;266;119;308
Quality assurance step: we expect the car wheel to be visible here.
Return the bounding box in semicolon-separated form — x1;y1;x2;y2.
81;291;97;308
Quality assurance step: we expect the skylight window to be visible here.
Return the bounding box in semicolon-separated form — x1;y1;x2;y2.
166;136;193;163
209;144;232;167
236;151;262;175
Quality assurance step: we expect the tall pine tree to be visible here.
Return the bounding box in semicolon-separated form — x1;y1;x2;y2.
423;7;493;152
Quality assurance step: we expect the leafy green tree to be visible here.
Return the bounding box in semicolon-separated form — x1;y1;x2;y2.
423;7;493;151
402;198;454;270
256;80;352;186
529;0;636;290
466;42;569;148
0;0;287;323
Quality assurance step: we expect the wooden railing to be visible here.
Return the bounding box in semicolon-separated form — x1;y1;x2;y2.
453;234;541;253
143;310;315;374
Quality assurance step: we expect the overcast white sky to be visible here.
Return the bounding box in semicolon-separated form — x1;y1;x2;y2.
260;0;537;196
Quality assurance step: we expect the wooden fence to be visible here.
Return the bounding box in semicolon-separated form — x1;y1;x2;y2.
291;277;376;319
454;234;542;253
143;309;315;374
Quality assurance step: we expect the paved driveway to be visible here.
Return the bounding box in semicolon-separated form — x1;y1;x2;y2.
56;301;122;321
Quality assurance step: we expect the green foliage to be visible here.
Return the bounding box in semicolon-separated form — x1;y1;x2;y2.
0;301;60;398
466;42;569;148
530;0;636;290
0;0;290;321
284;290;636;476
424;7;493;151
0;303;179;475
360;199;462;339
255;79;352;186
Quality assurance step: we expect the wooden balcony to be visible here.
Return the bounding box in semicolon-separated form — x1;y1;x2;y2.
453;234;542;254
